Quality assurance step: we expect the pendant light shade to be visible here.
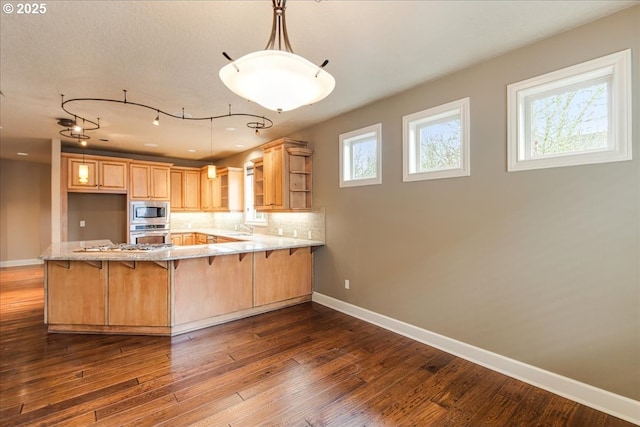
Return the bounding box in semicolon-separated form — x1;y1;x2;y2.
219;50;335;113
219;0;334;113
78;164;89;184
207;165;217;179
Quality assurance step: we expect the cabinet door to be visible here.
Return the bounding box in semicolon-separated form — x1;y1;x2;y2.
47;260;107;325
170;170;184;209
183;170;200;210
182;233;196;245
108;261;169;326
151;166;171;200
68;158;98;190
254;248;312;306
130;164;151;199
263;146;284;209
99;160;128;192
171;234;183;245
200;169;213;210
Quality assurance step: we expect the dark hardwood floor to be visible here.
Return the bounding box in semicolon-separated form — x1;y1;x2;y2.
0;265;634;426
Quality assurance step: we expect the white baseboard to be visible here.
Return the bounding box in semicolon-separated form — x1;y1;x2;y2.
0;258;44;268
312;292;640;425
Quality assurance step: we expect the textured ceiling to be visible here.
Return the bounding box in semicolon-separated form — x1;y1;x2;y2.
0;0;636;164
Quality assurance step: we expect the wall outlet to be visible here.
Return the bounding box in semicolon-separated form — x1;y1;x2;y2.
293;229;298;238
307;230;312;239
345;279;350;289
80;220;85;228
278;228;283;236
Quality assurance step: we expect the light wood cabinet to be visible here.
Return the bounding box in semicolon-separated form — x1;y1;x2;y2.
254;138;312;211
65;154;129;193
46;260;107;325
108;261;170;326
254;248;312;306
129;161;172;200
171;167;200;211
182;233;196;245
173;255;253;324
200;166;244;212
171;233;196;245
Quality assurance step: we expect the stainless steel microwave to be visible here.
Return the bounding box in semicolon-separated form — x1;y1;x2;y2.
130;201;170;225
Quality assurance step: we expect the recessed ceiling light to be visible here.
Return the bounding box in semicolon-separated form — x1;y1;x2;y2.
235;144;245;148
17;152;29;156
144;143;158;147
187;149;196;153
226;127;237;131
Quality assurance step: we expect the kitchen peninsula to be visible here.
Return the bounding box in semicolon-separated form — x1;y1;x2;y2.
41;232;323;336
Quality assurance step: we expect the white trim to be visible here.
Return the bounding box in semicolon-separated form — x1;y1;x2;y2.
403;97;471;182
507;49;632;172
312;292;640;425
0;259;44;268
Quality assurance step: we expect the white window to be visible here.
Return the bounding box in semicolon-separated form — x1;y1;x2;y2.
339;123;382;187
244;162;266;225
507;49;631;171
402;98;470;182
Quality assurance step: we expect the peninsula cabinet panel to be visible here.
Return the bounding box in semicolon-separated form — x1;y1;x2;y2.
46;260;107;325
174;254;252;324
254;248;312;306
108;261;170;326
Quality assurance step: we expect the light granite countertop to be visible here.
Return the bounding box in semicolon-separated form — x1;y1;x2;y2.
40;230;324;262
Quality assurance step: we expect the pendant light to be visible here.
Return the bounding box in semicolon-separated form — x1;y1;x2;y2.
207;118;217;179
219;0;335;113
77;120;90;184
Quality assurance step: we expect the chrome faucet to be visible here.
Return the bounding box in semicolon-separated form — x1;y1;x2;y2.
238;224;253;235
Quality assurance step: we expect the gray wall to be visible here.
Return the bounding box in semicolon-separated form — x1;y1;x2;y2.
291;7;640;400
67;193;128;244
0;159;51;263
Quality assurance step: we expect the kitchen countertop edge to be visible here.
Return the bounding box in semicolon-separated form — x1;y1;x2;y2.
40;232;324;262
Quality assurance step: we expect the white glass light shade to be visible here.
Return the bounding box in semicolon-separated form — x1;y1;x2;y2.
78;164;89;184
207;165;217;179
219;50;335;112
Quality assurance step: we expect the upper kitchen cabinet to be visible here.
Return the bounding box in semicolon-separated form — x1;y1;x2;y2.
200;166;243;212
129;161;172;201
170;167;200;211
254;138;313;211
64;153;129;193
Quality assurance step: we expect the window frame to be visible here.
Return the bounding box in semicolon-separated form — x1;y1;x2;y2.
339;123;382;188
507;49;632;172
402;97;471;182
243;161;267;226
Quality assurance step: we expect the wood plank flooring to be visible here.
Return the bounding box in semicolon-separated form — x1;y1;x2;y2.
0;265;634;426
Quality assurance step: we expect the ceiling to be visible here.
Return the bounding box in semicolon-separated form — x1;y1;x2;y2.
1;0;636;164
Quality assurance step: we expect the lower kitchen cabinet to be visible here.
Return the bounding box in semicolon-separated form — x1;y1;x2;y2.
108;261;170;326
46;260;107;325
173;254;252;324
254;248;312;306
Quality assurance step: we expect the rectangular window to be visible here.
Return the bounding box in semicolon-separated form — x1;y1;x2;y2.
244;162;266;225
507;49;631;171
403;98;470;182
339;123;382;187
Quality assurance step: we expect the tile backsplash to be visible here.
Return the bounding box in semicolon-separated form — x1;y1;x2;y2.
171;208;325;243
